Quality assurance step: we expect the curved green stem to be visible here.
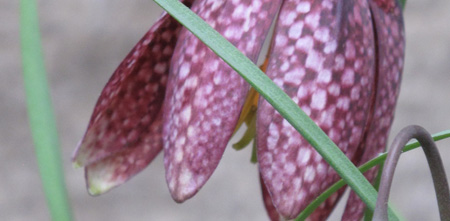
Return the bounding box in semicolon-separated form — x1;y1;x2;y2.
374;126;450;220
20;0;73;220
296;130;450;220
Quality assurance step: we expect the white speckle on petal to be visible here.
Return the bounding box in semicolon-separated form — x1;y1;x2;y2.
280;61;290;72
267;123;280;150
213;73;223;85
297;85;308;99
314;28;330;42
328;83;340;96
187;126;196;138
284;163;296;175
179;167;195;196
212;118;222;126
305;50;324;71
295;36;314;52
284;68;305;84
337;97;350;110
174;147;184;163
311;89;327;109
342;69;355;86
179;62;190;79
185;76;198;88
324;40;337;54
275;34;288;47
180;106;192;123
345;40;356;58
334;55;345;71
305;12;320;29
296;2;311;13
288;21;304;39
281;11;297;26
297;148;311;165
154;63;167;74
317;69;332;84
304;166;316;182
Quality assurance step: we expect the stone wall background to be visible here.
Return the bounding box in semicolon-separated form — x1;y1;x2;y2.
1;0;449;220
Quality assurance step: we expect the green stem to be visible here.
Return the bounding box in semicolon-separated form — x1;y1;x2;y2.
153;0;398;219
363;162;384;221
20;0;73;220
400;0;406;10
296;130;450;220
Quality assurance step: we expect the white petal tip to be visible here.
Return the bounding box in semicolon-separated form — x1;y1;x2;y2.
87;178;115;196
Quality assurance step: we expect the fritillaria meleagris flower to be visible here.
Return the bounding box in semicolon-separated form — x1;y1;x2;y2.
72;0;404;220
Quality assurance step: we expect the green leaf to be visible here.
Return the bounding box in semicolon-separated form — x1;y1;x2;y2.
20;0;73;220
152;0;399;219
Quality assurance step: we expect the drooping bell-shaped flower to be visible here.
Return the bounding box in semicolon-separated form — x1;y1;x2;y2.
256;0;404;219
73;0;404;220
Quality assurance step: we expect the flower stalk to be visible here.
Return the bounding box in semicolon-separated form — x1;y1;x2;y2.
374;125;450;220
20;0;73;220
296;129;450;220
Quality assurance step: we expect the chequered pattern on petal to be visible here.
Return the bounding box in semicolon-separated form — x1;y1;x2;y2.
85;112;163;194
257;0;377;218
163;0;282;202
342;0;405;219
72;4;191;167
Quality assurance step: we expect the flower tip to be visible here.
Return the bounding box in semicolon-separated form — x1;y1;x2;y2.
169;186;198;203
167;175;201;203
72;161;82;169
87;176;116;196
71;152;88;168
71;141;88;168
87;186;103;196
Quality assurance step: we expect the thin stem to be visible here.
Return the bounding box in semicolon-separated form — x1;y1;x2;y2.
373;125;450;221
363;163;384;221
20;0;73;220
296;129;450;220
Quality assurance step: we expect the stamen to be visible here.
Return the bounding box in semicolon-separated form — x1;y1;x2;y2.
232;57;269;134
231;58;269;150
233;106;257;150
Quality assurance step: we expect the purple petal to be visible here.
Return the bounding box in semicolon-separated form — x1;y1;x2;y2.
342;0;405;219
163;0;283;202
257;0;377;218
260;174;281;221
85;113;163;195
72;8;189;167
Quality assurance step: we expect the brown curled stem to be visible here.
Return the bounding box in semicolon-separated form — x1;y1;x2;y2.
373;125;450;221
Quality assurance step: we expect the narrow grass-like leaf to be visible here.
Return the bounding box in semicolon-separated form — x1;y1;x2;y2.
363;163;384;221
20;0;73;220
296;130;450;220
152;0;398;219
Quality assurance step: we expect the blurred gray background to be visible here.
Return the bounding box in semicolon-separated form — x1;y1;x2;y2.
1;0;449;220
